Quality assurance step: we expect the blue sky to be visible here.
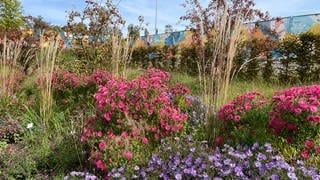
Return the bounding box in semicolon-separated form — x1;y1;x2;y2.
21;0;320;34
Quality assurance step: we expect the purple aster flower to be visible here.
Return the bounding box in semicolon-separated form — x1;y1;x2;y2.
252;143;259;150
243;160;250;169
112;173;121;178
174;173;182;180
214;161;223;168
195;157;202;165
297;160;304;166
213;177;223;180
266;162;275;170
259;166;267;176
269;174;280;180
235;166;244;177
140;169;146;178
118;167;125;172
288;166;295;172
208;155;215;162
223;158;232;165
187;135;193;141
221;168;232;176
257;153;267;161
246;149;253;157
254;161;262;168
264;143;273;153
190;168;197;176
287;172;297;180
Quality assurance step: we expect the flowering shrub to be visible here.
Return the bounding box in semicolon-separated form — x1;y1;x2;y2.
218;91;267;122
217;92;268;145
106;136;319;179
268;85;320;158
84;70;113;86
51;70;83;91
81;69;190;172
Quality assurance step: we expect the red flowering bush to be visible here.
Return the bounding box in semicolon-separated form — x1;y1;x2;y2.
217;91;268;145
84;70;113;86
81;68;190;172
268;85;320;158
218;91;267;122
51;70;83;91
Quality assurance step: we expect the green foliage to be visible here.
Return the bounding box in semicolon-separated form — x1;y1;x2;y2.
262;59;274;82
0;0;24;31
226;106;272;145
131;45;199;75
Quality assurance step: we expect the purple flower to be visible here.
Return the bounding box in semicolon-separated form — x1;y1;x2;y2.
235;166;244;176
287;172;297;180
257;153;267;161
223;158;232;165
254;161;262;168
252;143;259;150
112;173;121;178
264;143;273;153
266;162;275;170
269;174;280;180
208;155;215;162
174;173;182;180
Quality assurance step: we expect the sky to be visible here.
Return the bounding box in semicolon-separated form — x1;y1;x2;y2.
20;0;320;34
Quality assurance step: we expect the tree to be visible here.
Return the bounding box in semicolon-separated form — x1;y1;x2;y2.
0;0;24;31
67;0;125;70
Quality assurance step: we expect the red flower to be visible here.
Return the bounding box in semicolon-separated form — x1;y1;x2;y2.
286;137;293;144
301;150;310;159
304;140;314;148
215;136;223;146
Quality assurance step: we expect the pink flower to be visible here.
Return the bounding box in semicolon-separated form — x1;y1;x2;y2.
103;113;111;121
124;152;133;159
300;150;310;159
121;131;128;138
97;131;103;137
99;141;106;150
234;115;241;122
95;160;106;170
304;140;314;148
309;106;318;113
315;146;319;153
142;137;149;145
154;133;159;140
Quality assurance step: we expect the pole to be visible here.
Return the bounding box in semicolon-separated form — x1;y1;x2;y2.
155;0;158;34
